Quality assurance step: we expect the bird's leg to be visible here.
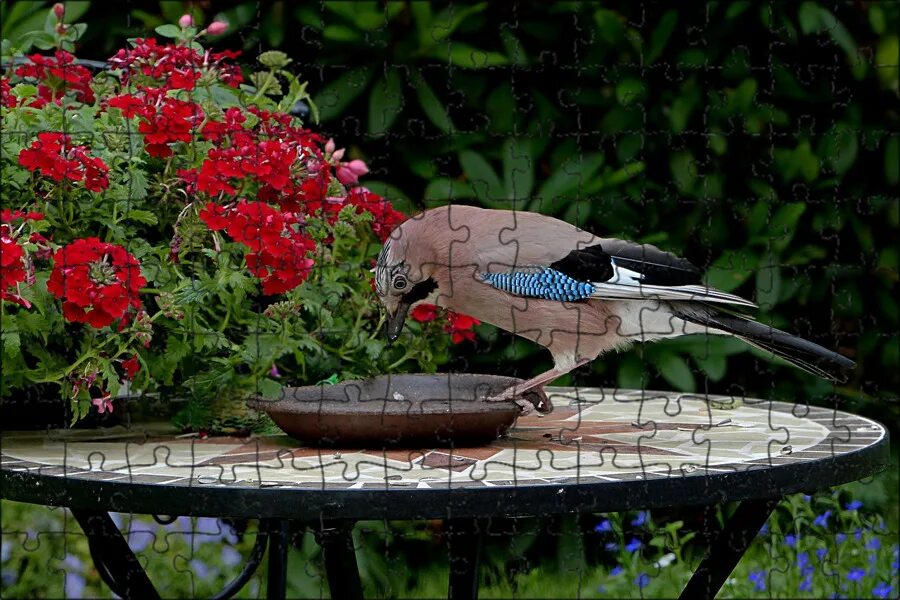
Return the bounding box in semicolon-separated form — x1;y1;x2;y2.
490;359;591;414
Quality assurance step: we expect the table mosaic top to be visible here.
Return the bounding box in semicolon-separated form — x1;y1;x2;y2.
0;388;889;519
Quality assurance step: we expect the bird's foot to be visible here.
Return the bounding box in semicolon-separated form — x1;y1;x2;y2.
485;386;551;415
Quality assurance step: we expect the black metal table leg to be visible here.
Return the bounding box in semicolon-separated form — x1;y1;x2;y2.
679;497;780;600
316;521;364;600
447;519;484;600
71;509;159;599
265;519;290;600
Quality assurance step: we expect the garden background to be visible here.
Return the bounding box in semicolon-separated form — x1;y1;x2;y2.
1;1;898;598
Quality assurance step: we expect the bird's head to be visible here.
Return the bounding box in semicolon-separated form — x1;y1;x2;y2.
374;217;441;343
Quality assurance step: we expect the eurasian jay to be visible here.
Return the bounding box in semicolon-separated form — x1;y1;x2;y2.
374;205;854;411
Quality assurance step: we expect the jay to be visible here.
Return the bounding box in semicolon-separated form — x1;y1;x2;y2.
374;205;854;411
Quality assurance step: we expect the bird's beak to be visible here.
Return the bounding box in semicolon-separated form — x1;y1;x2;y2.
385;302;410;344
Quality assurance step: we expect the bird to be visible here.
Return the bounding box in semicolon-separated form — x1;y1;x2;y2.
374;205;855;412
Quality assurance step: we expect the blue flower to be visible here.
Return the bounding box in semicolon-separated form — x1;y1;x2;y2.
817;548;828;560
598;584;606;594
190;558;214;580
854;528;863;541
872;582;894;599
634;573;650;589
814;510;833;528
625;538;642;553
846;568;866;582
630;511;649;527
748;570;767;591
796;551;814;575
0;543;9;563
595;519;613;533
799;574;813;592
802;494;811;502
786;534;798;548
605;542;618;552
1;568;16;587
610;565;624;577
844;500;863;511
867;537;881;551
221;546;242;567
64;573;85;598
836;533;847;544
758;522;769;536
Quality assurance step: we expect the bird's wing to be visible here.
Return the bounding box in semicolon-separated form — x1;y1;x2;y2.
480;240;757;308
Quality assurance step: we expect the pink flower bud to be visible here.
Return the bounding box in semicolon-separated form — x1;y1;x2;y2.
206;21;228;36
178;14;194;28
270;365;281;378
330;148;345;162
52;3;65;20
347;159;369;176
336;165;357;186
324;139;336;155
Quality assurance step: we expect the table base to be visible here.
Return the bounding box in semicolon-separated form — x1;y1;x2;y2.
70;497;781;600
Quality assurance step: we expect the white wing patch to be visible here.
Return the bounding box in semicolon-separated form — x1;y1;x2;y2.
590;259;757;308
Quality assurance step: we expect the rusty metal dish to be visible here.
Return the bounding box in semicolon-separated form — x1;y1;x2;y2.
247;373;550;447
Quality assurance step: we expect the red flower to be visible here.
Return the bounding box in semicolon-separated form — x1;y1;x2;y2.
18;133;109;191
47;238;146;328
121;355;140;380
107;94;145;118
1;77;15;108
445;311;481;344
108;38;242;91
199;201;317;295
1;233;28;307
344;187;406;242
15;50;95;105
410;303;439;322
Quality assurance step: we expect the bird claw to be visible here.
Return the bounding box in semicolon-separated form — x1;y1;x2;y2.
485;387;549;415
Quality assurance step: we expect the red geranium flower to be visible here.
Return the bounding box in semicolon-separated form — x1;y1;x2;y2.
18;133;109;191
199;201;317;295
47;238;146;328
122;355;140;380
410;303;439;322
445;311;481;344
15;50;95;105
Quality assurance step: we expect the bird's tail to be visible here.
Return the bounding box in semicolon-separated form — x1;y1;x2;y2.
670;304;856;382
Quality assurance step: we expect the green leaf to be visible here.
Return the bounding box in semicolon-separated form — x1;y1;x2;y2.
412;70;453;134
647;11;678;64
313;66;375;122
424;178;475;205
657;351;695;391
430;3;488;43
615;78;648;107
459;150;504;205
670;150;697;194
705;250;759;292
368;69;403;136
123;209;157;225
885;135;899;185
255;378;283;400
692;352;728;381
502;138;534;200
431;43;510;69
154;24;181;39
322;24;363;42
755;255;782;311
2;325;20;359
533;153;605;210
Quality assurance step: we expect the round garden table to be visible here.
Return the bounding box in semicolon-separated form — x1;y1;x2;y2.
0;387;889;599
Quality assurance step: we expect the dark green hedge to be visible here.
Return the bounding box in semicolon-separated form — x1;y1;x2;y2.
5;1;896;429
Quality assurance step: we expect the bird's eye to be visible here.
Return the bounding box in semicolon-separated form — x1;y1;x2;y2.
392;275;408;290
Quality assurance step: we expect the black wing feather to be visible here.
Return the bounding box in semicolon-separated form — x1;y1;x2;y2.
550;241;702;286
